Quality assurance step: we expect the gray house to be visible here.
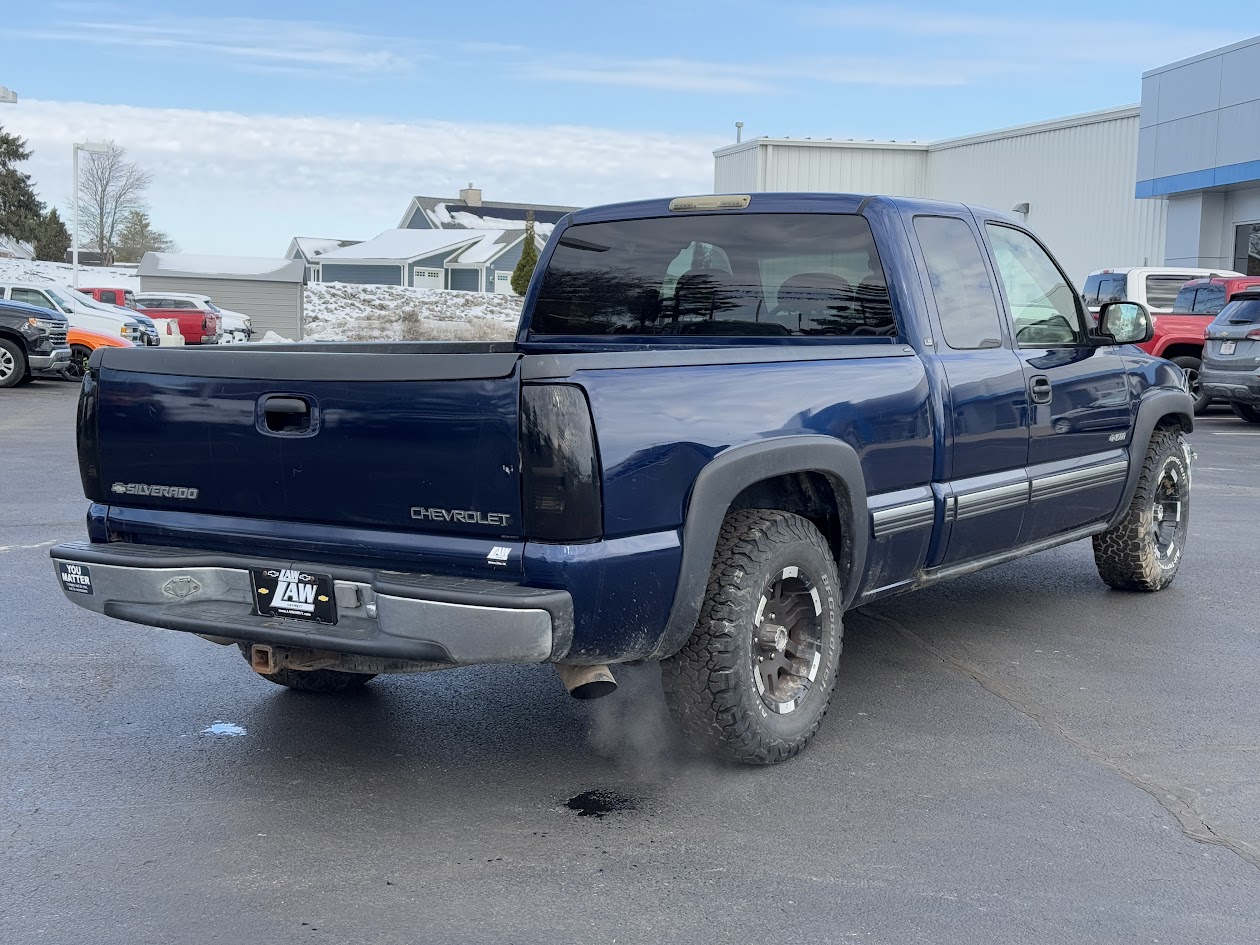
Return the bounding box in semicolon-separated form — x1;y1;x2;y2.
137;253;307;339
314;226;543;293
398;184;577;232
286;237;361;283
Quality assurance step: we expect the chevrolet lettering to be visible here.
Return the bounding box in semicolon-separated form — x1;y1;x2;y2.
52;192;1194;766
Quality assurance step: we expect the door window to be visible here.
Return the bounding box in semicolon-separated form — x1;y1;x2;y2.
985;224;1084;347
1190;284;1226;314
10;288;55;310
913;216;1004;349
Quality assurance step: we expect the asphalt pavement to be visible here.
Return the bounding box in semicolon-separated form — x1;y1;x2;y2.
2;380;1258;944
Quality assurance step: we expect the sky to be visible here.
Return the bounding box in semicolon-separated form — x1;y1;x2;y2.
0;1;1252;256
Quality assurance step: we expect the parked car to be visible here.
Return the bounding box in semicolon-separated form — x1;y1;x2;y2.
0;282;144;345
133;294;223;345
1201;290;1260;423
77;286;137;309
1081;267;1242;321
78;288;186;347
135;292;251;343
0;297;70;387
65;326;136;380
72;290;160;346
52;193;1197;765
1144;276;1260;412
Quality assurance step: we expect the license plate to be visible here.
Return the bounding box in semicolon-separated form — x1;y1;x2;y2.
251;568;337;623
1220;340;1237;355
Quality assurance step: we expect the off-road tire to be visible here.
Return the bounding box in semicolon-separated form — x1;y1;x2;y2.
237;643;376;692
1092;429;1190;591
0;338;27;388
1170;356;1210;414
1230;402;1260;424
661;510;843;765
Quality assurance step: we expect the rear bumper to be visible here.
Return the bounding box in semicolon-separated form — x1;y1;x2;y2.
51;540;572;665
1200;367;1260;404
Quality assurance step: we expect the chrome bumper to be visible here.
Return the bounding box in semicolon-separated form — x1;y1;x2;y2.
51;541;571;665
30;348;71;371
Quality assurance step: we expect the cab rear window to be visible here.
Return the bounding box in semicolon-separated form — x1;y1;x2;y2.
530;214;897;339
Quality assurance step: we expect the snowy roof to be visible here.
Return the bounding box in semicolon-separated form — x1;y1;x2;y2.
288;237;360;262
401;195;577;230
317;228;491;263
0;235;34;260
137;253;305;283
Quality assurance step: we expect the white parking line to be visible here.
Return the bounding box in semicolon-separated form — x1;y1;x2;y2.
1209;431;1260;436
0;540;57;553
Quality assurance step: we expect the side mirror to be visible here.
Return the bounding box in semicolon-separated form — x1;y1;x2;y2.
1097;300;1152;345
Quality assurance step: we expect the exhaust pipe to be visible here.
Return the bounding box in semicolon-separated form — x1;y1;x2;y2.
555;663;617;700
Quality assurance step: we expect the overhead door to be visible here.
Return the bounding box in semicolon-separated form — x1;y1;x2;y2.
412;267;443;290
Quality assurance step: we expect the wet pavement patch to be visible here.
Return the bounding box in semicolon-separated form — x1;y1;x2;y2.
565;790;636;818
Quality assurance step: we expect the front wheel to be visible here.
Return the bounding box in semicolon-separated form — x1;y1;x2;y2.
1092;430;1191;591
65;344;92;381
1230;402;1260;424
0;338;27;388
1170;356;1210;415
661;510;843;765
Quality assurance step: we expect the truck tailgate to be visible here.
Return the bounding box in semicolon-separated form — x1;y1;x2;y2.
87;345;524;538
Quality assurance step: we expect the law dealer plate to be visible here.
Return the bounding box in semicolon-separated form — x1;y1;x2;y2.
251;567;337;623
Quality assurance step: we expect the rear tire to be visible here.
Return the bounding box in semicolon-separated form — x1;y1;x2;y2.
1230;402;1260;424
0;339;27;388
1092;430;1190;592
237;643;376;692
661;510;843;765
1170;356;1210;414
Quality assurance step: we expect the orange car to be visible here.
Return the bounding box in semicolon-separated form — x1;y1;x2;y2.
65;327;135;379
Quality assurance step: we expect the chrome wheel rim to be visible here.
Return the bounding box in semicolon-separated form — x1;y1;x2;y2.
1152;462;1185;562
0;348;14;382
752;567;824;715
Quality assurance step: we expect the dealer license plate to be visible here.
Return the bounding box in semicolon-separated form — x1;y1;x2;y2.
251;567;337;623
1220;340;1237;355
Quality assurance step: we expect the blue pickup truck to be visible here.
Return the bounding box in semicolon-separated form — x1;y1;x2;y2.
53;193;1194;764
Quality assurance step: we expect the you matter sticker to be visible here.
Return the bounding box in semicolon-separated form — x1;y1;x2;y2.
57;562;93;595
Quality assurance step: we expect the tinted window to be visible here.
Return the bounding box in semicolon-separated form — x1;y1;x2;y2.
530;213;896;338
1172;284;1198;312
1234;223;1260;276
1191;284;1226;314
1146;275;1190;310
10;288;54;310
985;224;1084;347
913;216;1003;349
1213;298;1260;326
99;290;118;304
1083;273;1127;305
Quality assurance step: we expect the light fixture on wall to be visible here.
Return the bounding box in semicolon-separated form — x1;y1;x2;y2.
1012;202;1030;217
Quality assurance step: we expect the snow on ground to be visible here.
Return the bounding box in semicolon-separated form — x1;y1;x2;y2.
0;257;141;289
303;282;522;342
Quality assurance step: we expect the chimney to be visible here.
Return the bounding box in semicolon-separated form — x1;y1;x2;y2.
459;182;482;207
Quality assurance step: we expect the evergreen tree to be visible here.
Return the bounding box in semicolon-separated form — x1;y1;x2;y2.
0;124;45;244
114;210;176;262
33;207;70;262
510;210;540;296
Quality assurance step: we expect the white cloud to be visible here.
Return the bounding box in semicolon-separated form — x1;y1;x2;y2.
5;100;724;255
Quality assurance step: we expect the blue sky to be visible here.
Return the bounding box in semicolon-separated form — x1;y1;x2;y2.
1;1;1252;254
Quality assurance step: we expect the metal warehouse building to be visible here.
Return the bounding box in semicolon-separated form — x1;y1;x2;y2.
137;253;307;340
713;33;1260;284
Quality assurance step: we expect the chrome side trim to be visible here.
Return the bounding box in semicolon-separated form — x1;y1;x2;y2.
953;481;1030;521
1030;461;1128;502
871;499;936;538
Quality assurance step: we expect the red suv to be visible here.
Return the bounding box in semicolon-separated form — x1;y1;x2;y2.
1141;276;1260;413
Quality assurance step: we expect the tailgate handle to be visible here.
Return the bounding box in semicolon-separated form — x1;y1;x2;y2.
260;395;315;435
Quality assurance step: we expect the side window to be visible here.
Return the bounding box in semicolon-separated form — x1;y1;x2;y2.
11;288;54;310
175;300;197;310
914;215;1004;349
1145;275;1189;310
1191;284;1226;314
985;224;1084;347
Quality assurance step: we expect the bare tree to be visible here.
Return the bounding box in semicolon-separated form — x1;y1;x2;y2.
76;142;153;254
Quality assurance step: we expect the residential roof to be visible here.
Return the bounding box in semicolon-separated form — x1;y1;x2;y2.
447;230;528;265
401;195;577;229
288;237;360;261
316;228;487;263
137;253;305;283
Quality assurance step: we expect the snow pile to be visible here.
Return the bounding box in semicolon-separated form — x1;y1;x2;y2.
304;282;522;342
258;330;295;344
0;256;141;289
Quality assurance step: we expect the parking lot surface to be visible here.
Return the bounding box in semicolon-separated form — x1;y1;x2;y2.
3;381;1259;944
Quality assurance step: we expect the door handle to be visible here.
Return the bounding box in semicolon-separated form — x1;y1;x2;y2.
1029;375;1052;405
259;395;315;434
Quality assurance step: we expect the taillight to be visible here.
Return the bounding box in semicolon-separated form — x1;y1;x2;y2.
77;369;103;502
1247;329;1260;341
521;385;602;542
202;315;209;330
